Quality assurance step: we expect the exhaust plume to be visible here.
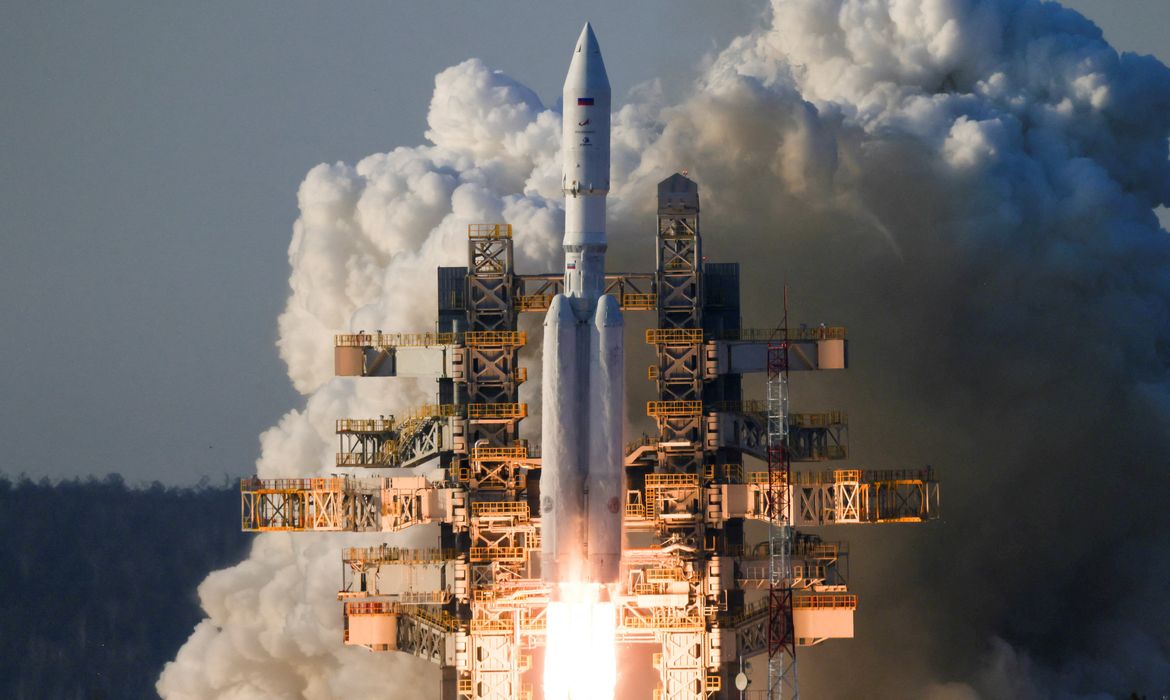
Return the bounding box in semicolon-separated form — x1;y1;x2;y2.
159;2;1170;697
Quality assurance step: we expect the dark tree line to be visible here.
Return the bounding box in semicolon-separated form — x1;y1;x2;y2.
0;474;250;700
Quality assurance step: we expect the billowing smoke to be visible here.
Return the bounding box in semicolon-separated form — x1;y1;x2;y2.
158;1;1170;698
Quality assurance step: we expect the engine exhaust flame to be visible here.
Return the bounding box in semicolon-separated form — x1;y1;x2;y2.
543;582;616;700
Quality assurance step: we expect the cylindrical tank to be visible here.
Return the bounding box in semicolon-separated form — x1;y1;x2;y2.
540;294;584;583
586;294;624;583
817;339;846;370
335;346;364;376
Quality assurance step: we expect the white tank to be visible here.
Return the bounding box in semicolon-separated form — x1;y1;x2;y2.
586;295;624;583
540;294;584;583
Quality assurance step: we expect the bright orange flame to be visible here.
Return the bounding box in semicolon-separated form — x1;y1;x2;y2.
543;582;616;700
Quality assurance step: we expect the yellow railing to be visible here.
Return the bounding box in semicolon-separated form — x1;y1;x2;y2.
867;467;936;483
625;433;658;454
789;411;847;427
471;445;528;460
715;326;847;342
516;366;528;383
464;330;526;347
713;400;767;415
336;453;383;467
471;501;530;518
625;503;645;518
405;606;462;631
344;601;399;616
645;328;704;345
335;331;459;347
647;365;659;380
342;546;459;563
644;567;686;582
470;547;528;562
793;543;840;559
398;591;452;604
468;223;512;239
622;293;657;309
646;400;703;417
787;469;866;485
334;330;525;348
470;618;515;632
240;477;346;492
645;473;699;488
515;294;553;311
793;594;858;610
747;471;789;485
467;402;528;420
622;611;704;630
406;403;462;420
336;418;395;432
705;464;744;482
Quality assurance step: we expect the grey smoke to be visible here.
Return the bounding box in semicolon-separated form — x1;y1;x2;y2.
160;1;1170;697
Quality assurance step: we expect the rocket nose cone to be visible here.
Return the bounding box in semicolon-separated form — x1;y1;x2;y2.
594;294;623;328
576;22;600;56
566;22;609;90
545;293;577;326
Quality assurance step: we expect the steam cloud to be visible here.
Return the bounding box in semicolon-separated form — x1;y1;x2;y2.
158;1;1170;698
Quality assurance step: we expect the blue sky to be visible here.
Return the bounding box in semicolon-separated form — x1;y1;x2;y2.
0;0;1165;484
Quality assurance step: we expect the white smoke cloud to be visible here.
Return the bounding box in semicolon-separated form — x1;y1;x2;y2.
160;1;1170;698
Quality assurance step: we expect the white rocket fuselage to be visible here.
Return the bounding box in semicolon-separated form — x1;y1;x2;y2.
540;23;624;586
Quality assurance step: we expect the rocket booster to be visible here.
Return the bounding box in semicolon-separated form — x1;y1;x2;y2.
540;23;624;586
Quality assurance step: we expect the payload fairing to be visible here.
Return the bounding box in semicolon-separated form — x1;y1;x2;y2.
540;23;625;587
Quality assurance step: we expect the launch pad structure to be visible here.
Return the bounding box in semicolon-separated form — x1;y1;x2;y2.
240;174;941;699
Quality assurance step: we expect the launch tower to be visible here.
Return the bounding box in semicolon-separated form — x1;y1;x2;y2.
239;25;940;700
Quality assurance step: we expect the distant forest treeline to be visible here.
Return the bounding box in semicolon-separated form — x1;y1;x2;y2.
0;474;250;700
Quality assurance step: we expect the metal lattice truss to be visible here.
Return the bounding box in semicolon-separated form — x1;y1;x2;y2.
467;224;516;334
514;272;657;312
335;415;450;469
706;408;849;463
461;445;535;493
240;476;468;533
657;218;701;332
339;546;464;604
469;501;538;579
399;611;459;665
656;631;722;700
791;469;940;525
703;469;939;527
240;477;380;531
463;629;529;700
652;337;704;403
240;469;938;534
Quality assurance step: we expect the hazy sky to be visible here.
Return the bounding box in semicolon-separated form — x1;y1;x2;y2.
1;0;1166;485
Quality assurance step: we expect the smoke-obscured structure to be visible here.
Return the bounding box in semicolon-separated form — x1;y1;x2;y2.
159;1;1170;699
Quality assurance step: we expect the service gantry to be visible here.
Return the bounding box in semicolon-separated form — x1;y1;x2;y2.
240;173;941;700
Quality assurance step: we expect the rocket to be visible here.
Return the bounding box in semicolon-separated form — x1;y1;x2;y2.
540;23;624;587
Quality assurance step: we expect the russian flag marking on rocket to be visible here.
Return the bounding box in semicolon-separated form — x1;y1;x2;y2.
578;97;594;106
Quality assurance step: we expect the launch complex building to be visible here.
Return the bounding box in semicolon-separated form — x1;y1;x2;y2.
239;25;940;700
